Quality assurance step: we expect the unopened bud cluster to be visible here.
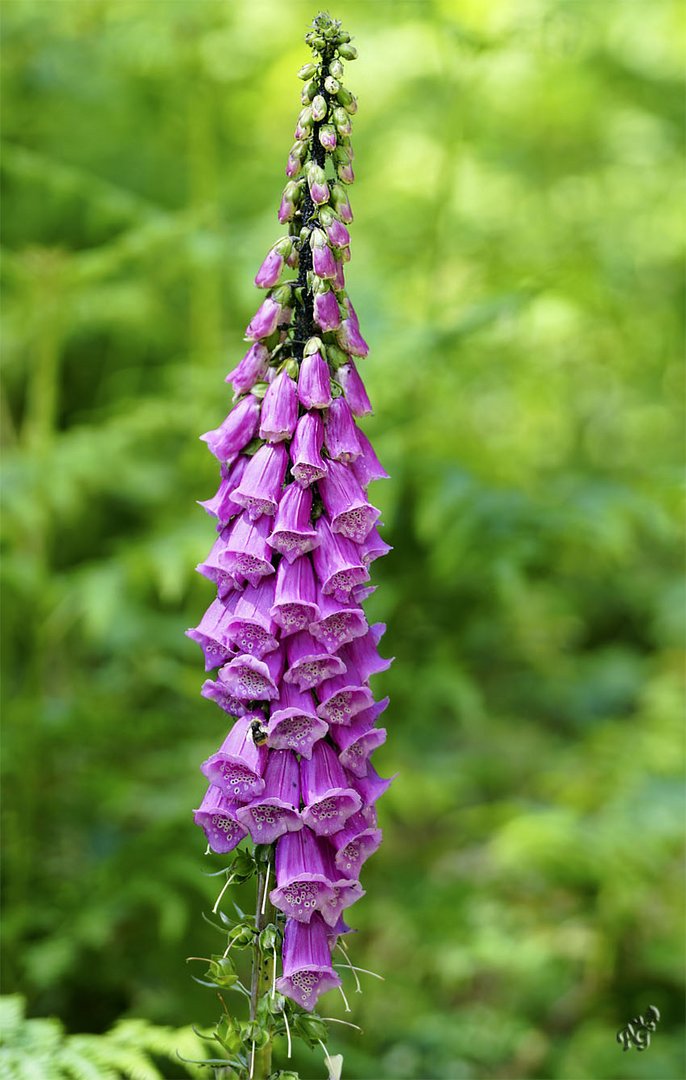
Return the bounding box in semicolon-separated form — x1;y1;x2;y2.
188;12;392;1028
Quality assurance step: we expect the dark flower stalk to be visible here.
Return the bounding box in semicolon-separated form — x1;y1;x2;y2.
187;14;392;1078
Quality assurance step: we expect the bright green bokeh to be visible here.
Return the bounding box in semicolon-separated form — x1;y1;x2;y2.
1;1;683;1078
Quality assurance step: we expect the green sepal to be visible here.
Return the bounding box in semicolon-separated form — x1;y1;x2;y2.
293;1013;328;1048
330;380;343;399
214;1014;244;1055
324;343;349;369
250;382;269;400
272;1072;300;1080
239;1021;270;1050
206;955;240;988
258;924;280;951
230;847;257;882
242;436;265;457
284;357;300;381
226;922;256;949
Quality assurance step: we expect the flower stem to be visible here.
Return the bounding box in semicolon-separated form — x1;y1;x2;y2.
250;850;275;1080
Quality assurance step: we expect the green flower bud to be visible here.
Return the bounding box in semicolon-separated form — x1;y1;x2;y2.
338;42;358;60
258;925;279;951
332;105;352;136
290;140;308;163
329;58;344;79
298;62;317;80
304;336;323;356
301;78;317;104
311;94;327;122
336;30;351;43
337;85;358;113
324;75;340;95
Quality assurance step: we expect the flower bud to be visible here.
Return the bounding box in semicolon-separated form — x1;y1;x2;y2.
337;86;358;114
332;105;352;136
331;182;353;223
310;228;336;279
329;58;344;79
336;30;351;43
294;106;313;140
298;62;317;80
324;75;340;95
311;94;327;122
337;160;355;184
324;343;349;370
278;180;301;223
301;79;317;104
319;124;337;152
338;43;358;60
306;163;330;206
304;336;324;357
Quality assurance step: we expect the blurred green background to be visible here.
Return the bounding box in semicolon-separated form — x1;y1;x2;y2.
1;1;684;1077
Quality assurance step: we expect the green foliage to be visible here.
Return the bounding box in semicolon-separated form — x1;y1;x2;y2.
0;995;206;1080
1;2;684;1079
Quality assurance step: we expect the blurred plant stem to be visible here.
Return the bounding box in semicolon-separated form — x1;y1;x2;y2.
250;857;275;1080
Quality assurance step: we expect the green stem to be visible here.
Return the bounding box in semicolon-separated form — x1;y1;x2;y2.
250;852;275;1080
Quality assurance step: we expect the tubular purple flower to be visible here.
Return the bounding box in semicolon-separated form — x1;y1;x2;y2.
318;844;365;928
235;749;302;844
297;350;332;410
225;577;279;658
218;647;284;703
284;630;346;692
232;443;288;520
309;589;367;653
196;525;243;596
198;456;250;524
267;483;319;563
200;714;268;804
307;163;329;205
270;556;320;637
338;360;372;417
329;809;382;878
225;343;270;394
330;702;388;777
255;247;285;288
350;760;396;808
337;297;369;357
200;394;261;463
270;829;334;923
276;915;342;1012
316;670;374;725
259;370;298;442
324;396;361;463
359;524;393;567
312;515;369;601
201;678;249;718
186;594;240;671
290;411;328;487
245;296;283;341
339;622;393;681
300;740;362;836
311;229;337;279
318;459;381;543
351;428;389;488
220;513;274;587
266;682;328;758
193;785;248;854
313;288;341;332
